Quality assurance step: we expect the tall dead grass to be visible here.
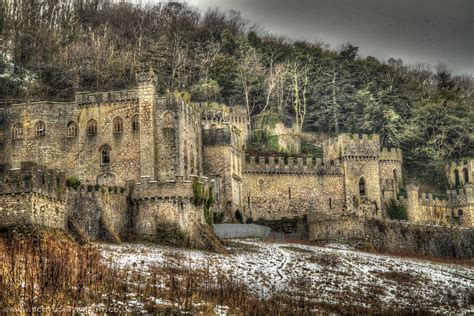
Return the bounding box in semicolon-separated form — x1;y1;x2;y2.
0;226;431;314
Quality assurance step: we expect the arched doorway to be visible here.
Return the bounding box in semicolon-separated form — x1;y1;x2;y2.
235;209;243;223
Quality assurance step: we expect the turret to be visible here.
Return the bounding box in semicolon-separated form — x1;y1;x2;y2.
137;69;158;180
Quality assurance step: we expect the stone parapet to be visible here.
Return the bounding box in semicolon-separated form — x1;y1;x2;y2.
243;156;342;175
323;133;380;160
0;162;65;200
75;89;139;106
379;148;403;162
130;175;209;201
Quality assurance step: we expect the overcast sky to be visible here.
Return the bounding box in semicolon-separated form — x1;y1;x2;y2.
185;0;473;75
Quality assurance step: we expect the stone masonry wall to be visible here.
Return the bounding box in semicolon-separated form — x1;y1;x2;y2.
0;193;66;229
241;172;345;220
405;185;473;227
65;186;129;240
75;100;141;186
308;215;474;258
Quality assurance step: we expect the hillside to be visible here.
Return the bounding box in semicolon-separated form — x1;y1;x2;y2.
0;0;473;190
100;239;473;314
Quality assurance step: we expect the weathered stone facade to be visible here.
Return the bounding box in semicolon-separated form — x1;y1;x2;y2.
0;69;471;249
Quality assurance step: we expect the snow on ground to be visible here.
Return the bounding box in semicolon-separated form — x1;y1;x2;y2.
99;239;474;314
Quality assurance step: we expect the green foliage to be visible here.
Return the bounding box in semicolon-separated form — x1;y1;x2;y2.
385;199;408;221
246;130;281;156
192;179;215;225
301;141;323;158
254;112;283;129
65;177;81;190
191;80;221;102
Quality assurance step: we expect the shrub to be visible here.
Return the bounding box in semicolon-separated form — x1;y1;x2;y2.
65;177;81;190
385;199;408;220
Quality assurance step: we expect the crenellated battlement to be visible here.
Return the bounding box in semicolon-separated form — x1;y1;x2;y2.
75;89;139;106
66;184;128;198
0;162;65;201
130;175;210;201
200;104;248;132
323;133;381;160
243;156;342;175
446;185;474;204
380;148;403;162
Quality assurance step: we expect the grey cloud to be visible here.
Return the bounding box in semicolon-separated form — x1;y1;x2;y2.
186;0;474;75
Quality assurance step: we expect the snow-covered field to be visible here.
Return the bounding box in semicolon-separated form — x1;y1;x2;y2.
99;239;474;314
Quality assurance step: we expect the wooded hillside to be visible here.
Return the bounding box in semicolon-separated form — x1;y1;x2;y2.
1;0;472;190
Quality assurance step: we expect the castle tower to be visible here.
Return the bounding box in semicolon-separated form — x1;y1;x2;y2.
324;134;382;217
379;148;403;201
137;69;158;180
202;125;243;222
406;184;421;222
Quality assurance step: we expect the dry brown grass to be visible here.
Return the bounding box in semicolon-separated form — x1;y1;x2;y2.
0;226;437;315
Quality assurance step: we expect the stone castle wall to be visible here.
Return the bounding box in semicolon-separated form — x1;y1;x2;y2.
0;162;67;229
242;156;345;220
308;215;474;258
66;186;129;240
405;185;473;227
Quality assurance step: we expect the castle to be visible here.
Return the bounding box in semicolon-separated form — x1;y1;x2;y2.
0;69;472;245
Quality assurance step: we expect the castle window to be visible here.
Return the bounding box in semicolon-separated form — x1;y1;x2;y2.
35;121;46;137
454;169;460;186
393;169;398;182
132;115;139;131
100;145;110;165
67;121;78;137
458;209;463;224
87;119;97;136
113;117;123;134
462;168;469;183
12;123;23;140
163;112;175;129
359;177;367;197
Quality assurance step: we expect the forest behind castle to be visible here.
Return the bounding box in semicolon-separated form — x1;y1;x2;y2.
0;0;473;190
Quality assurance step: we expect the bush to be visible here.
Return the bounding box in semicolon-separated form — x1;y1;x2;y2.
385;199;408;220
65;177;81;190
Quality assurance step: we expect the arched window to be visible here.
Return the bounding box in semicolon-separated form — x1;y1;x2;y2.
163;112;175;129
87;119;97;136
359;177;367;197
67;121;78;137
454;169;460;186
393;169;398;182
458;209;463;224
113;117;123;134
132;115;139;131
35;121;46;137
12;123;23;140
462;168;469;183
100;145;110;165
